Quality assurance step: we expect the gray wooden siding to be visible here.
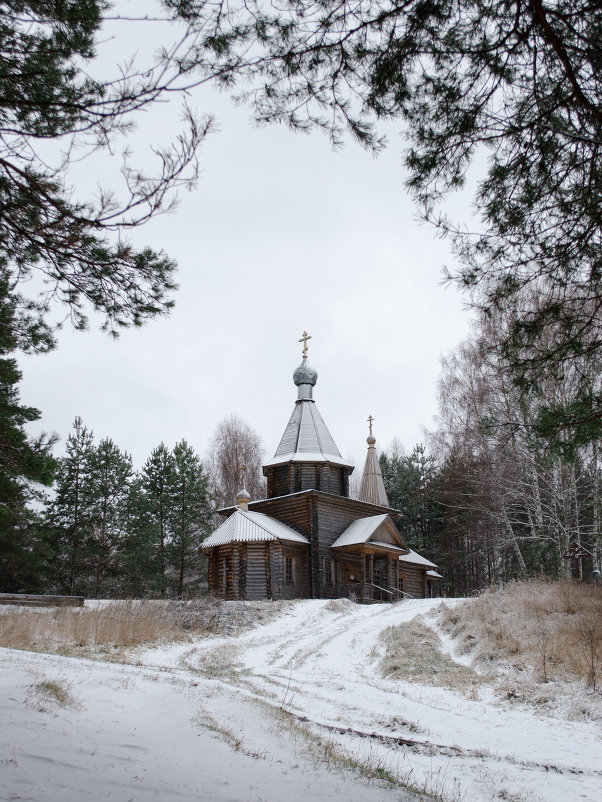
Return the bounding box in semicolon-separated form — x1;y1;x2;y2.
265;463;350;498
400;564;426;599
241;543;267;600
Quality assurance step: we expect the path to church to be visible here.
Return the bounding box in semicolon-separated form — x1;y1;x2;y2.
1;598;599;802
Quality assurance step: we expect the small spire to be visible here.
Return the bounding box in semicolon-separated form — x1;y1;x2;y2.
299;330;312;359
235;462;251;511
358;420;389;507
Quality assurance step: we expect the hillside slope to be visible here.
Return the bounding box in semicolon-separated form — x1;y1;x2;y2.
1;597;600;801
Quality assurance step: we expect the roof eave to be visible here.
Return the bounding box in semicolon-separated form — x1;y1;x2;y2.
263;452;355;469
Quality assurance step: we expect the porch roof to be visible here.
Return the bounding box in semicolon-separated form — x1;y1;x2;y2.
201;509;309;549
330;514;408;553
399;548;438;570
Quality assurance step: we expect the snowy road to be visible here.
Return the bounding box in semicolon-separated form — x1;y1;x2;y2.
141;598;602;802
2;598;601;801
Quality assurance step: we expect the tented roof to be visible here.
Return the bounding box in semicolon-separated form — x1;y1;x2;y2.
264;400;353;468
330;514;407;552
201;509;309;549
399;549;438;570
358;436;389;507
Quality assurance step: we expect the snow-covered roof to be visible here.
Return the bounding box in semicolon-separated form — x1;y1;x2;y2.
330;514;407;552
330;514;388;547
426;570;443;579
201;509;309;549
264;400;353;469
399;549;438;570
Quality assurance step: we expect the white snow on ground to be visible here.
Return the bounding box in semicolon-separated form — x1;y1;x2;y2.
1;598;601;802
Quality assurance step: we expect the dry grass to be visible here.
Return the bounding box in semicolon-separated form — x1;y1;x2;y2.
25;678;79;712
0;597;290;655
377;619;482;692
439;579;602;691
265;702;461;801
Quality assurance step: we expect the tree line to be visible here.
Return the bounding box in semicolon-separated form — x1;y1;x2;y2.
0;413;265;598
380;305;602;597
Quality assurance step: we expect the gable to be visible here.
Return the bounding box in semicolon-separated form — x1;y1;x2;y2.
202;509;309;550
331;514;408;552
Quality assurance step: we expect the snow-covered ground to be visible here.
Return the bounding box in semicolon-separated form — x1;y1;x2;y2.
1;598;600;801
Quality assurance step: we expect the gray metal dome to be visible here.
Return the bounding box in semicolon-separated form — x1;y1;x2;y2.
293;358;318;387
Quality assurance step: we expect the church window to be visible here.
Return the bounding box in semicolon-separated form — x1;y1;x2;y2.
324;559;334;585
285;556;294;584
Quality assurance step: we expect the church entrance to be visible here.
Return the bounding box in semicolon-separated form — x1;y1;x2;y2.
372;557;389;601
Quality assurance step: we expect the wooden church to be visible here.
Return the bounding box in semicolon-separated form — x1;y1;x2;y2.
202;334;441;601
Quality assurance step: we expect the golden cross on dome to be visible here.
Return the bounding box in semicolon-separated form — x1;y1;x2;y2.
368;415;374;436
299;330;312;359
240;463;247;490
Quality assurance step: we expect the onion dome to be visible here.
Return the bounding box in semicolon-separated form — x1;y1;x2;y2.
293;358;318;400
236;487;251;511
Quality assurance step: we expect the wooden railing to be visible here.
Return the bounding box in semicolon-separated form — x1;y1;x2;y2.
365;583;415;603
0;593;84;607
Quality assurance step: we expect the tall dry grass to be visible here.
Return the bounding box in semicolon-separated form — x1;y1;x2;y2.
378;619;481;692
440;579;602;690
0;597;283;653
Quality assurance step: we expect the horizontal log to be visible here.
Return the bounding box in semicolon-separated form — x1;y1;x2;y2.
0;593;84;607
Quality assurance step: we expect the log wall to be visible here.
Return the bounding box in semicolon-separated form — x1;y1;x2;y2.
265;464;351;498
399;564;427;599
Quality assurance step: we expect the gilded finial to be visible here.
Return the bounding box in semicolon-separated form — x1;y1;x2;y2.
236;463;251;509
299;330;312;359
368;415;374;436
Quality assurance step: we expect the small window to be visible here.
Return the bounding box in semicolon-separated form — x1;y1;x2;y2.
398;574;405;594
285;556;294;585
324;559;333;585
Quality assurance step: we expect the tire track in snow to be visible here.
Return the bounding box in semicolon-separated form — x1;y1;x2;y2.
134;599;602;802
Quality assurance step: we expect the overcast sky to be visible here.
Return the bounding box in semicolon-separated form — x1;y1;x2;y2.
18;4;474;479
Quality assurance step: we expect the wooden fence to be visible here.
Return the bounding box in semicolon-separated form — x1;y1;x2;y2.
0;593;84;607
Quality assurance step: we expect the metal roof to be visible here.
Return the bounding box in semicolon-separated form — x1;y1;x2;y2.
426;569;443;579
201;509;309;549
330;514;389;547
330;514;407;552
358;436;389;507
399;549;438;569
264;400;354;468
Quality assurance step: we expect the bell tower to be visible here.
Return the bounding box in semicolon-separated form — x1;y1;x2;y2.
263;333;354;498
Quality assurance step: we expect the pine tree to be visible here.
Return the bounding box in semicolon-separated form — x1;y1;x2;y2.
170;440;213;598
45;417;94;594
86;438;133;598
0;275;56;591
138;443;177;596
